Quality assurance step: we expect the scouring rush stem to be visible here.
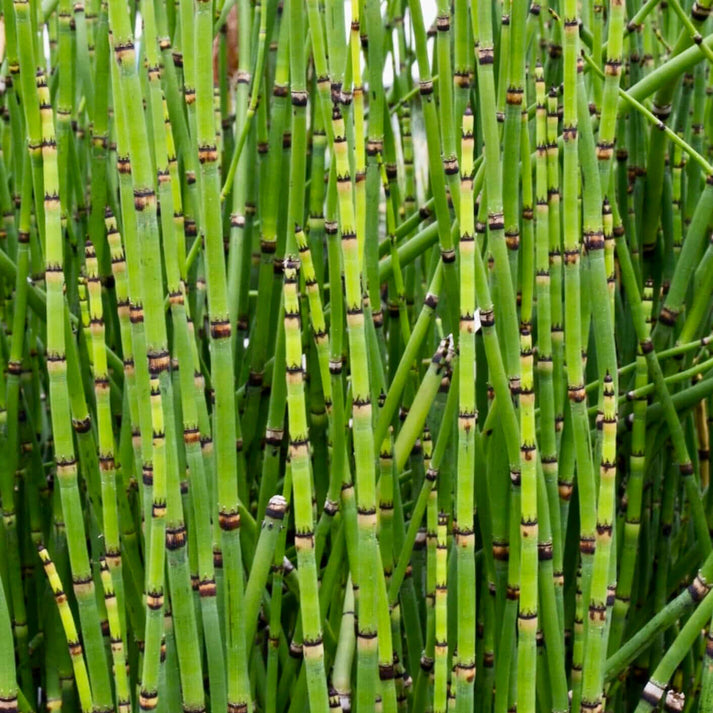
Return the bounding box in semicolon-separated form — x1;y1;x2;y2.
143;4;209;708
244;495;288;650
502;0;528;285
283;0;330;706
435;0;459;215
633;584;713;713
495;0;511;121
452;0;471;124
108;3;190;708
38;546;94;713
287;206;332;476
348;0;366;274
686;65;707;227
314;173;355;559
242;13;291;468
86;0;111;282
579;374;618;713
264;465;292;713
575;48;619;713
517;132;538;713
333;577;356;712
433;511;449;713
282;258;330;712
546;86;565;438
12;0;45;237
99;558;131;713
30;46;114;710
465;209;522;713
332;79;381;712
407;0;459;334
455;106;477;713
412;460;439;713
393;337;454;473
378;154;411;359
469;179;522;713
596;0;625;196
473;0;522;395
609;281;654;656
364;0;387;351
85;238;126;635
375;544;399;713
56;0;75;230
561;3;597;705
307;108;328;293
387;372;459;609
535;459;569;713
156;91;227;711
195;0;251;705
304;0;334;147
107;58;156;531
534;63;564;636
373;263;443;449
0;544;18;713
225;0;255;376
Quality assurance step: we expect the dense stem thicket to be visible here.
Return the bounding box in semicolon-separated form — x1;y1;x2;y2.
3;0;713;711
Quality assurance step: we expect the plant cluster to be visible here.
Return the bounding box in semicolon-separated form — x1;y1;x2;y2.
2;0;713;712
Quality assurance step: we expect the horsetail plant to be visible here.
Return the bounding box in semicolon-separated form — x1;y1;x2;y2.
5;0;713;712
